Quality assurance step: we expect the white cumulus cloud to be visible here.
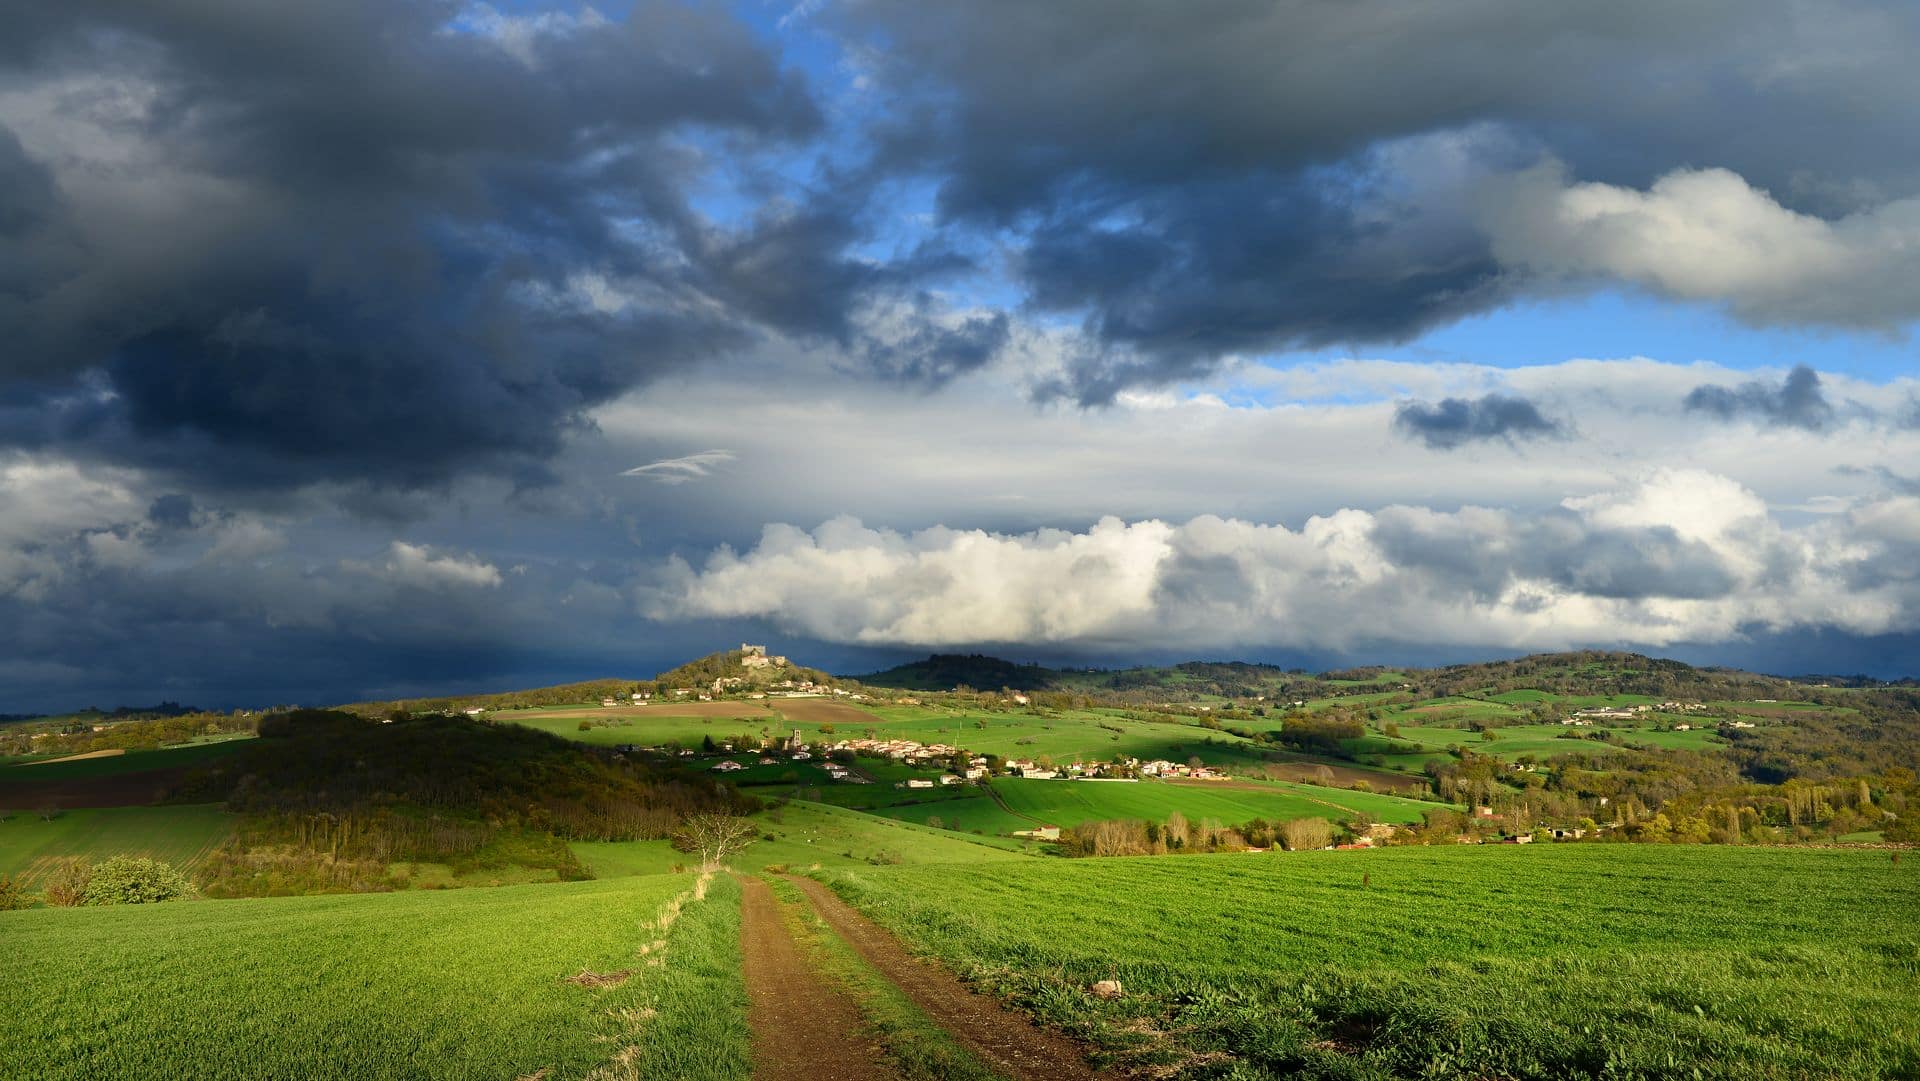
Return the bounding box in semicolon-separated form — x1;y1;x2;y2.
651;471;1920;654
381;542;503;590
1484;162;1920;328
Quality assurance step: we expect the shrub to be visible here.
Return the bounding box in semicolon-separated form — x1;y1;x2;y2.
0;876;29;911
82;856;194;905
41;858;92;907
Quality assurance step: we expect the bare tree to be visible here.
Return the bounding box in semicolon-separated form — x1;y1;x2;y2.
673;813;759;871
1279;817;1334;851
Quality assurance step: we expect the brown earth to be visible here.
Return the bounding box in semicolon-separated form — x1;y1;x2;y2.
739;876;901;1081
787;875;1102;1081
18;748;126;766
0;766;191;809
1247;757;1430;794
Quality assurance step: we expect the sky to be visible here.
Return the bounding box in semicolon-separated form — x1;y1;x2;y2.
2;0;1919;712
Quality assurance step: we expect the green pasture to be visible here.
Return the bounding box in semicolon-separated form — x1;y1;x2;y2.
1384;723;1725;764
514;702;1283;776
1000;777;1432;828
0;804;234;885
822;846;1920;1080
0;873;750;1081
0;739;252;781
509;709;787;748
571;799;1031;879
866;777;1436;836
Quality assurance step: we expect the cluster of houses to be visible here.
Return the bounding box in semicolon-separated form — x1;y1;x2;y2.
674;727;1239;795
1566;701;1759;732
1136;759;1227;780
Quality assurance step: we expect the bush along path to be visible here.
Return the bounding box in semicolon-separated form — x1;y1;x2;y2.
774;875;1101;1081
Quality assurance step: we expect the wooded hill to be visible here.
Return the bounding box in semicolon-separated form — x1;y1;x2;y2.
177;709;752;896
853;649;1907;704
648;648;835;691
340;678;642;717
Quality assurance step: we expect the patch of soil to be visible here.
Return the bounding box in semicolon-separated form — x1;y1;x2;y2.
1248;758;1430;795
787;876;1103;1081
562;968;633;989
17;748;126;766
739;876;900;1081
0;766;193;808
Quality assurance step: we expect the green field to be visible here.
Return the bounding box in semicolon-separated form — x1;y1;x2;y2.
0;739;252;781
0;872;748;1081
512;703;1283;773
867;777;1436;836
572;799;1033;878
509;709;789;748
1384;723;1726;764
820;846;1920;1079
0;804;235;885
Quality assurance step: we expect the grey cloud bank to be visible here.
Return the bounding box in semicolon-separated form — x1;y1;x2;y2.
5;3;1920;707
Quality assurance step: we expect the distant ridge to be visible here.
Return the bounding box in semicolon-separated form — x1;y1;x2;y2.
851;653;1067;691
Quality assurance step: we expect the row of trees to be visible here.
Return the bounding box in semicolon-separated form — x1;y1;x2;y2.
1056;811;1339;857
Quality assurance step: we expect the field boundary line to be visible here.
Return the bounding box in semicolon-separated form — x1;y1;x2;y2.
786;875;1102;1081
579;871;719;1081
980;782;1048;827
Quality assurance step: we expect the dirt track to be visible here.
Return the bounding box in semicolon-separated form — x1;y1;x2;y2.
786;876;1101;1081
739;877;900;1081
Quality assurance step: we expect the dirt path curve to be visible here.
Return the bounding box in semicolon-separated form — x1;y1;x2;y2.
739;876;901;1081
981;781;1048;827
786;876;1102;1081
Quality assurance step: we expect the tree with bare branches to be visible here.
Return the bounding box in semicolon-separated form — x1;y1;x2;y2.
673;813;759;870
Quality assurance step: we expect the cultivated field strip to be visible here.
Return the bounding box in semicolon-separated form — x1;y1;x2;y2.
1;872;751;1081
820;846;1920;1079
0;804;235;885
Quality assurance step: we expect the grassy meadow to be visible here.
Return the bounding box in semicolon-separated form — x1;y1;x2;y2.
571;799;1032;879
0;804;234;885
0;739;252;780
508;701;1285;773
0;872;749;1081
819;845;1920;1079
869;777;1437;836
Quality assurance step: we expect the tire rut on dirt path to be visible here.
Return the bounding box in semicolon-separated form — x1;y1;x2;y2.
785;876;1103;1081
738;876;902;1081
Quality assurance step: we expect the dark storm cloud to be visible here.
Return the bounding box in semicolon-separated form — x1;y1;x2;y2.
145;493;196;532
837;0;1920;398
1368;510;1741;602
1683;366;1834;431
1392;394;1565;450
1019;170;1513;405
0;0;947;493
861;305;1010;387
